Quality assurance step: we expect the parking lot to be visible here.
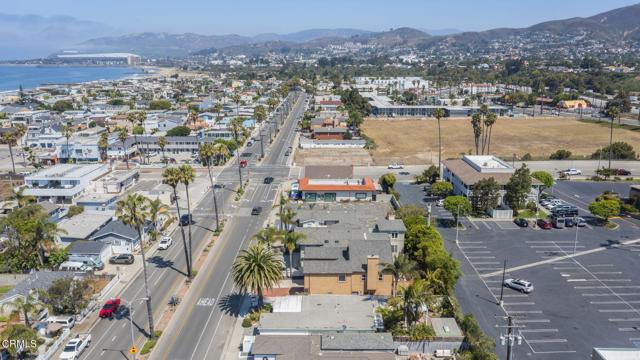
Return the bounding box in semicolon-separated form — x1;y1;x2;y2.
396;181;640;359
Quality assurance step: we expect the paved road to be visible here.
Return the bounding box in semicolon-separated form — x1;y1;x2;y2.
151;92;306;360
78;92;305;360
513;160;640;177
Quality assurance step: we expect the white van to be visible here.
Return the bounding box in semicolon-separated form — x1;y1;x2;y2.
59;261;89;272
47;315;76;329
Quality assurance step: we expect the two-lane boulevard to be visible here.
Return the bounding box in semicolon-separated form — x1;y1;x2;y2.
79;92;305;360
152;92;307;360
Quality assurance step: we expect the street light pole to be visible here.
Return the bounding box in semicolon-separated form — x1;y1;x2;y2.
237;150;243;191
259;131;264;159
499;259;507;306
125;297;148;360
573;217;579;255
455;203;460;245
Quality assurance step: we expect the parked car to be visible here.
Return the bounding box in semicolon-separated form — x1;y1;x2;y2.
565;218;575;227
551;216;565;229
251;206;262;215
560;168;582;176
435;199;444;207
59;334;91;360
387;164;403;169
109;254;134;265
263;176;274;184
514;218;528;227
158;236;173;250
48;316;75;329
576;217;587;227
399;171;410;175
247;140;254;147
617;169;631;176
284;150;291;156
98;298;121;318
536;219;552;229
504;278;534;293
180;214;193;226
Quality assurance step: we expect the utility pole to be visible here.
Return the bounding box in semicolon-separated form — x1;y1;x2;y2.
259;131;265;159
608;115;614;170
237;151;243;190
506;316;514;360
499;259;507;306
497;315;523;360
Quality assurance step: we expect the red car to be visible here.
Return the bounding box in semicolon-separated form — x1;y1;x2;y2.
536;219;552;229
239;160;248;168
99;298;121;318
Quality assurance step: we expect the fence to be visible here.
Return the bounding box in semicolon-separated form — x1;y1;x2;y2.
36;328;70;360
394;339;464;354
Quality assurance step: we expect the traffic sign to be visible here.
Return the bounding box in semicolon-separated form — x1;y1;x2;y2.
129;346;137;354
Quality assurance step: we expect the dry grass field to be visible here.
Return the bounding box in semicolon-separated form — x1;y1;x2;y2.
360;117;640;165
294;148;373;166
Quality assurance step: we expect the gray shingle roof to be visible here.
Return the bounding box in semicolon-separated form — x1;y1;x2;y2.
90;220;138;241
302;240;392;275
375;219;406;233
68;240;106;255
0;271;78;302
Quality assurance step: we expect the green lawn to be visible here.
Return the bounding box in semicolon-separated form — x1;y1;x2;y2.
515;209;546;219
0;285;13;297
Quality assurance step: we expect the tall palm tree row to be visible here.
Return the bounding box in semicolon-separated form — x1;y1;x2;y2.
232;243;283;306
117;127;129;169
199;143;221;230
162;167;192;277
116;194;156;339
178;164;196;276
432;108;445;173
97;132;109;162
157;136;167;165
277;206;296;231
253;226;282;250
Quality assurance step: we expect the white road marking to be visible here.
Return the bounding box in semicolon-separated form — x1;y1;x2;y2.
112;336;117;342
577;286;640;289
599;309;640;313
583;292;640;297
593;301;640;304
520;329;558;333
609;318;640;322
503;302;535;305
514;319;550;323
527;339;567;343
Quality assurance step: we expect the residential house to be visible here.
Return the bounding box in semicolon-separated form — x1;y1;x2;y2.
68;240;110;265
23;164;110;203
57;213;112;246
75;193;119;214
89;220;143;254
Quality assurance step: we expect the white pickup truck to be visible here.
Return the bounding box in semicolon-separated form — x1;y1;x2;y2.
60;334;91;360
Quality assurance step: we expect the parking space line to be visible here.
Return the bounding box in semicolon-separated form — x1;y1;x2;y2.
507;310;543;314
463;251;492;254
600;309;640;313
526;241;577;244
502;294;529;298
583;292;640;297
576;286;640;289
593;301;640;304
609;318;640;322
503;302;535;305
467;217;480;230
530;245;585;249
592;271;622;275
514;319;550;323
459;241;484;244
466;256;496;259
553;267;583;270
481;221;491;230
520;329;558;333
527;339;567;343
588;264;615;267
458;245;487;249
618;328;640;332
471;262;500;265
475;268;502;271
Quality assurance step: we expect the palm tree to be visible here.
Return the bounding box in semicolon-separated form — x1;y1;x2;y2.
253;105;267;123
98;133;109;162
116;194;155;339
61;124;74;163
232;243;283;306
14;124;27;166
1;292;42;327
253;227;282;250
398;278;431;327
117;127;129;169
484;112;497;154
2;132;17;173
199;143;221;230
277;207;296;231
178;164;196;276
147;198;168;244
275;194;289;217
382;254;417;297
13;188;35;208
162;167;191;277
213;102;223;120
232;93;242;115
283;232;306;278
424;269;446;295
433;108;445;173
127;112;145;163
470;113;482;155
606;106;620;170
212;142;230;165
230;117;245;144
157;136;167;165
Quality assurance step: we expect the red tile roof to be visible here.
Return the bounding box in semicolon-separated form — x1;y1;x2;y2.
298;177;376;192
319;100;342;106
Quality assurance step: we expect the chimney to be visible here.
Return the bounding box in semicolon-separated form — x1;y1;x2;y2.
366;256;379;292
386;212;395;220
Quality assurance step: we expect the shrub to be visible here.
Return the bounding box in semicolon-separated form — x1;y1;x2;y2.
550;149;572;160
67;205;84;218
241;317;253;328
521;153;532;161
592;142;636;160
431;181;453;197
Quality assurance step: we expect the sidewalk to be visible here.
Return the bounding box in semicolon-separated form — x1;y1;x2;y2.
221;295;253;360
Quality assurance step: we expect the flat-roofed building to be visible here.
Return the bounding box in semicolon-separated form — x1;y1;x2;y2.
298;177;377;202
23;164;110;203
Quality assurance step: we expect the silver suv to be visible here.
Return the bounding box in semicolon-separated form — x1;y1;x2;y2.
504;278;534;293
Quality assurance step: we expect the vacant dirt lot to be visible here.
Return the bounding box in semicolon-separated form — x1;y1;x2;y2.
294;148;374;166
361;117;640;165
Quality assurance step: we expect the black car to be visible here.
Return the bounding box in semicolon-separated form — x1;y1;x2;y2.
251;206;263;215
109;254;134;265
180;214;193;226
564;218;575;227
263;176;274;184
514;218;528;227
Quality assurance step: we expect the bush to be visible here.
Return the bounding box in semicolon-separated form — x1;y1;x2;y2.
166;126;191;136
526;201;537;212
140;331;162;355
241;317;253;328
67;205;84;218
592;141;636;160
550;149;572;160
521;153;532;161
149;100;172;110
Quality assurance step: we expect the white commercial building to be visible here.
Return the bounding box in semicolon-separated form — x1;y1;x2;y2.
23;164;110;203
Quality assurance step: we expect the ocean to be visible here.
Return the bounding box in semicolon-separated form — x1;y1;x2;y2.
0;66;145;92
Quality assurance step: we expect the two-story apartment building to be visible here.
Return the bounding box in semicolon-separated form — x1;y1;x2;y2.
22;163;110;203
297;177;377;202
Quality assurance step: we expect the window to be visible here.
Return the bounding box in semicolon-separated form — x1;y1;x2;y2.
355;192;367;200
391;232;398;239
305;193;317;202
324;193;336;202
391;245;398;253
361;274;366;281
378;274;384;281
338;274;346;282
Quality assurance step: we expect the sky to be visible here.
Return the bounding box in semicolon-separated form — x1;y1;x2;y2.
3;0;640;35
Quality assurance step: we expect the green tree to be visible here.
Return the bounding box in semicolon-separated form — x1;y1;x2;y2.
414;165;439;184
379;173;397;194
232;244;283;306
531;171;554;189
253;227;283;250
98;133;109;162
592;142;636;160
178;164;196;277
52;100;73;112
61;124;74;163
589;199;621;224
398;279;431;327
0;324;42;358
1;292;42;326
230;117;246;144
277;207;297;232
483;112;497;154
117;127;130;169
162;167;191;277
67;205;84;218
504;164;532;212
283;232;306;278
149;99;172;110
1;132;17;173
39;278;91;315
347;110;363;129
433;108;446;170
470;178;500;215
470;113;482;155
550;149;572;160
443;196;472;226
147;198;168;244
116;194;156;339
431;181;453;197
382;254;417;297
166;126;191;136
157;136;167;164
253;105;267;123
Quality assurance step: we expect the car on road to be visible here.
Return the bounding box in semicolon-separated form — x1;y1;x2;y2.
263;176;274;184
179;214;193;226
435;199;444;207
109;254;134;265
536;218;552;229
560;168;582;176
247;140;254;147
514;218;528;227
576;217;587;227
159;236;173;250
616;168;631;176
98;298;121;318
565;217;575;227
239;159;248;168
284;150;291;156
399;171;410;175
504;278;534;293
387;164;403;169
251;206;262;215
59;334;91;360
